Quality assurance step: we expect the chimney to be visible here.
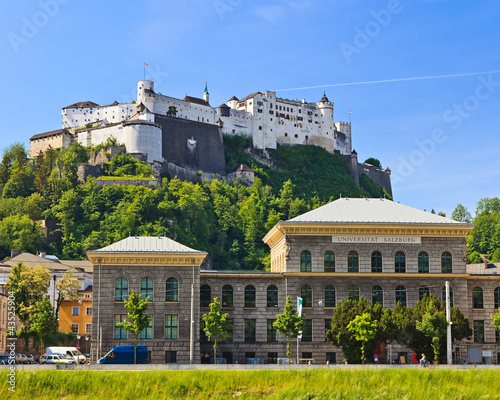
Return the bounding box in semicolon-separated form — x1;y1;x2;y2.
11;249;19;258
37;251;47;258
484;255;489;269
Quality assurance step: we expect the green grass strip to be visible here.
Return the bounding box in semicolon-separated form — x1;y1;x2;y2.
0;369;499;399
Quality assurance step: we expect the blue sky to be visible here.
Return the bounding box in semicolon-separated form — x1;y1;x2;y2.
1;0;499;217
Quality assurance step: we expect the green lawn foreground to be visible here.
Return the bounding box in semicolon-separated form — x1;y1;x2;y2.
0;369;499;399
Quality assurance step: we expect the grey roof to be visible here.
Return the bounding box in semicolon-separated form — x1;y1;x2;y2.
467;263;500;275
288;198;471;225
0;253;90;273
88;236;207;254
63;101;100;109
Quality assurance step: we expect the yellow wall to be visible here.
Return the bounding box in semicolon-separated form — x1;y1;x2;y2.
59;290;93;335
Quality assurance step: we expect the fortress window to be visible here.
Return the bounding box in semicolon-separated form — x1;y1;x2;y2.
419;287;430;301
299;109;302;113
284;133;288;137
418;252;429;273
222;285;233;307
372;286;383;306
301;285;312;307
371;251;382;273
287;107;289;112
395;286;407;307
441;286;454;307
300;251;312;272
294;134;298;138
472;287;483;309
267;285;278;307
394;251;406;273
441;252;452;273
325;285;336;307
245;285;256;308
258;109;263;113
200;284;211;307
165;278;178;302
348;251;359;273
258;126;262;130
348;285;359;301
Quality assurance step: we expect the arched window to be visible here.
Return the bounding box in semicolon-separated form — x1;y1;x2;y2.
325;285;336;307
245;285;256;308
324;251;335;272
442;286;454;308
348;251;359;273
300;251;312;272
165;278;178;302
418;252;429;273
472;287;483;309
371;251;382;273
419;287;430;301
348;285;359;301
301;285;312;307
442;252;452;273
222;285;233;307
140;277;153;301
115;277;128;301
267;285;278;308
396;286;407;306
372;286;383;306
495;287;500;310
395;252;406;273
200;284;211;307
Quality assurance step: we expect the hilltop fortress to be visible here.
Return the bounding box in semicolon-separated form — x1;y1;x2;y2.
29;80;391;195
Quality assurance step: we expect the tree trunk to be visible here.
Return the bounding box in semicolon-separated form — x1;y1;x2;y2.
213;339;217;365
134;336;137;365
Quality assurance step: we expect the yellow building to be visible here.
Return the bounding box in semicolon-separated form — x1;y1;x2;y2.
59;285;93;354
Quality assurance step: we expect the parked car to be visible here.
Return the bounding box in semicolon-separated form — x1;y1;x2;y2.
15;354;27;364
0;354;15;365
25;354;35;364
44;347;86;364
41;354;76;364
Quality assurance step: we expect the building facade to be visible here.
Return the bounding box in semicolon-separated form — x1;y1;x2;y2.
87;198;500;365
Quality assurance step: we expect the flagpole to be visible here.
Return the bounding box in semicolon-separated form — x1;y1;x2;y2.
144;64;146;80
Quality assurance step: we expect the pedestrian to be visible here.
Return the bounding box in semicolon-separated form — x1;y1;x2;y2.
419;353;427;368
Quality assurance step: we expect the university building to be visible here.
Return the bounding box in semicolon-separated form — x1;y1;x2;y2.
87;198;500;364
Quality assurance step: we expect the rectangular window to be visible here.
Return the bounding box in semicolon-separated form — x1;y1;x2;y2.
267;319;277;342
86;307;92;316
72;307;79;316
325;319;331;342
268;352;278;364
71;323;79;334
473;320;484;343
140;318;153;340
244;319;256;342
226;319;233;342
302;352;312;360
115;315;127;340
496;329;500;344
302;319;312;342
165;315;178;340
165;351;177;363
85;323;92;334
200;319;208;342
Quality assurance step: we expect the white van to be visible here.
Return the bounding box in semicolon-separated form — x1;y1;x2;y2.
44;347;86;364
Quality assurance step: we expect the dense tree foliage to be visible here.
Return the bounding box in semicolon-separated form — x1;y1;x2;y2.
453;198;500;263
363;157;382;168
0;140;390;270
327;295;471;364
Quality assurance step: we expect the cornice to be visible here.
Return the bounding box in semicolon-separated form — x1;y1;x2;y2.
200;272;283;278
283;272;470;278
263;222;473;248
86;252;207;267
